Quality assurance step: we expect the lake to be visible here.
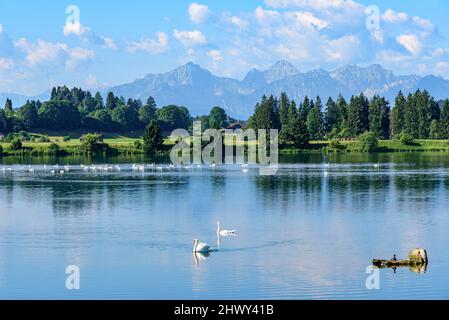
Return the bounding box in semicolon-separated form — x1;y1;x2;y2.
1;153;449;299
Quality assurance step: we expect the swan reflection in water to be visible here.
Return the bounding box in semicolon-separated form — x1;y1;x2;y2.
216;232;236;250
193;251;211;267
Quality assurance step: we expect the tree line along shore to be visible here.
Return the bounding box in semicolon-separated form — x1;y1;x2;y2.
1;86;449;157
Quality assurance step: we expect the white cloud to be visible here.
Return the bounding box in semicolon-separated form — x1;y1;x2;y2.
127;32;169;54
412;16;435;32
285;11;328;30
382;9;408;23
325;35;361;62
432;48;449;57
396;34;422;55
226;15;249;31
13;38;94;69
63;21;119;52
100;36;118;50
264;0;361;10
0;58;13;70
0;24;3;33
276;44;309;60
255;7;280;23
435;61;449;78
66;47;95;70
188;3;210;24
85;74;98;88
63;22;89;37
68;47;95;60
207;50;223;62
371;30;384;44
173;29;206;47
14;38;68;65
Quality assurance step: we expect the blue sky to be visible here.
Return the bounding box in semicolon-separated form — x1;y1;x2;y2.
1;0;448;95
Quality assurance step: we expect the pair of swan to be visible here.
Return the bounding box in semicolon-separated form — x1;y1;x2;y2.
193;221;236;253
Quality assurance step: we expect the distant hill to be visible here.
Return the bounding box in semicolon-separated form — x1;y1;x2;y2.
107;61;449;118
3;61;449;119
0;90;51;109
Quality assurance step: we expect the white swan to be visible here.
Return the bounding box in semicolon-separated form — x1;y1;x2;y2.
217;221;236;237
193;239;211;253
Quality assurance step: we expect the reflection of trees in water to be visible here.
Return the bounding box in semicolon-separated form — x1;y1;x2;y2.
394;174;441;197
254;174;322;212
254;173;397;214
0;176;15;209
209;174;226;191
444;176;449;189
328;174;391;207
5;174;190;217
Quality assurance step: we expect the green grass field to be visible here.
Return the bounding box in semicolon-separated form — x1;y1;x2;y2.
308;139;449;152
1;130;449;154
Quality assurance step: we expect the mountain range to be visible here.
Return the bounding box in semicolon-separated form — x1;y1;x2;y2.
3;61;449;119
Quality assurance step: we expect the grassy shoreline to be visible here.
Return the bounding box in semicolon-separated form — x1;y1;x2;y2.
1;131;449;157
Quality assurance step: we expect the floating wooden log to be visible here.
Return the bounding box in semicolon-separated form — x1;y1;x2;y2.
372;248;428;270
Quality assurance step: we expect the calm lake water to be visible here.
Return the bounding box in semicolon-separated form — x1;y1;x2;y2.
1;153;449;299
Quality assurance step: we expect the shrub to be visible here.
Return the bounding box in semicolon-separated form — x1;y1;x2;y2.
18;131;30;141
10;137;23;151
400;133;415;146
63;136;71;142
34;135;50;143
0;144;3;155
328;139;346;151
47;143;62;155
133;140;143;150
80;133;108;154
357;132;378;152
4;133;16;142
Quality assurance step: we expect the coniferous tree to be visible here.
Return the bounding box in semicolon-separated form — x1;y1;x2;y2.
139;97;157;126
306;96;324;140
284;100;309;147
347;93;369;138
429;120;444;140
324;97;339;135
391;91;406;136
251;95;280;132
369;95;390;139
94;92;104;110
440;99;449;138
4;98;13;117
143;119;163;155
335;94;349;138
404;93;419;138
278;92;290;137
300;96;311;122
105;92;117;110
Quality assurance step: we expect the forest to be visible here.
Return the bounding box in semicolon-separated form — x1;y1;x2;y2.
1;86;449;150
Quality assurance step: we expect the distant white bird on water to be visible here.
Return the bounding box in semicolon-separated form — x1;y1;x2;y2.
193;239;211;253
374;162;380;169
217;221;236;237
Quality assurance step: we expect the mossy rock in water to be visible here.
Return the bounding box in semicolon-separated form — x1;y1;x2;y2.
408;248;428;264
